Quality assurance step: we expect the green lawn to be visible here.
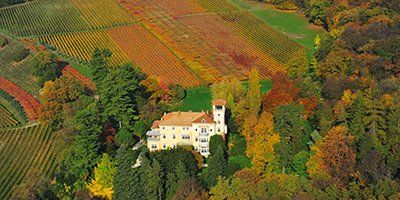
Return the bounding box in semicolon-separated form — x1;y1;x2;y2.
229;0;324;56
179;80;271;112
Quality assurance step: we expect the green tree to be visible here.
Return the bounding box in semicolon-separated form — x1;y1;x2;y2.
166;160;190;200
141;157;163;200
99;64;142;129
206;146;227;187
58;102;103;193
209;135;227;156
113;146;142;200
33;51;62;87
114;127;134;147
90;48;111;86
274;103;311;173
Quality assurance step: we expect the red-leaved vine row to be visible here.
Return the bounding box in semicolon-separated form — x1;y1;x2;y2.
0;77;40;121
62;65;96;90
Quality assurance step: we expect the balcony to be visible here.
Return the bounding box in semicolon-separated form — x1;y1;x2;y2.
200;131;208;136
147;136;160;141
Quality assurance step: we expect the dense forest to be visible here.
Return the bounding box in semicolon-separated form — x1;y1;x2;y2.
7;0;400;199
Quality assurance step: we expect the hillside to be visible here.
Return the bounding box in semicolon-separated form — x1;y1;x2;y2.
0;0;305;87
0;124;58;200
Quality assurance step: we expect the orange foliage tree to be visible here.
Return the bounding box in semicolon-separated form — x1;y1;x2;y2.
307;126;356;188
263;72;300;113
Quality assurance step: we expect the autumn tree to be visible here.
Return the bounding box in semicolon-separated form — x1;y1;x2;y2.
87;153;116;199
236;68;261;139
287;50;308;79
33;51;62;87
10;169;52;200
246;112;280;173
173;178;209;200
262;72;300;113
308;126;356;188
38;76;86;128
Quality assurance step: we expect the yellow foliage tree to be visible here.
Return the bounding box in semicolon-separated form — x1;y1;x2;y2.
87;153;116;200
246;112;280;173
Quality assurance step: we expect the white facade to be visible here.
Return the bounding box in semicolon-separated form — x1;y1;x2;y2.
146;100;227;157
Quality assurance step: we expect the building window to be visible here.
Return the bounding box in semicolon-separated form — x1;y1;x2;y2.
210;129;212;132
195;128;198;131
172;127;175;130
173;134;176;139
182;135;190;139
163;134;166;139
162;127;165;130
218;128;221;132
201;149;208;153
163;144;166;149
200;139;208;142
151;144;157;149
201;119;206;123
218;114;220;116
195;137;198;142
218;121;221;124
201;128;207;133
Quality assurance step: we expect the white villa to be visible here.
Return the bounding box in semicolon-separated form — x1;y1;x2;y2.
146;99;228;157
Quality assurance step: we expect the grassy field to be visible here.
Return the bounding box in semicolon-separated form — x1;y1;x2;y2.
0;36;40;96
229;0;324;56
179;80;272;112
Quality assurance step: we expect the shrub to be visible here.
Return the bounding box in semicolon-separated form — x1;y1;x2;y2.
209;135;227;156
228;134;246;157
0;35;8;47
11;46;29;62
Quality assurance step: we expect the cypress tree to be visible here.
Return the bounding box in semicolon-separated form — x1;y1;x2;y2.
165;172;177;200
206;146;227;187
113;146;141;200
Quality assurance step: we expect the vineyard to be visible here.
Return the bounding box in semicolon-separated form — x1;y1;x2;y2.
108;25;203;87
0;0;90;37
0;105;19;128
0;77;40;121
40;30;130;66
0;124;58;200
0;0;306;87
63;65;96;90
118;0;298;82
0;37;40;95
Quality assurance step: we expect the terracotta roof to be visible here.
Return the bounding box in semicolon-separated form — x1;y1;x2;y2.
151;120;161;129
157;111;214;126
192;113;214;124
212;99;227;106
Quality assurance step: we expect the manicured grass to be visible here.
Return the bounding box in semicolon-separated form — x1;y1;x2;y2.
229;0;324;56
179;86;212;112
179;80;271;112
